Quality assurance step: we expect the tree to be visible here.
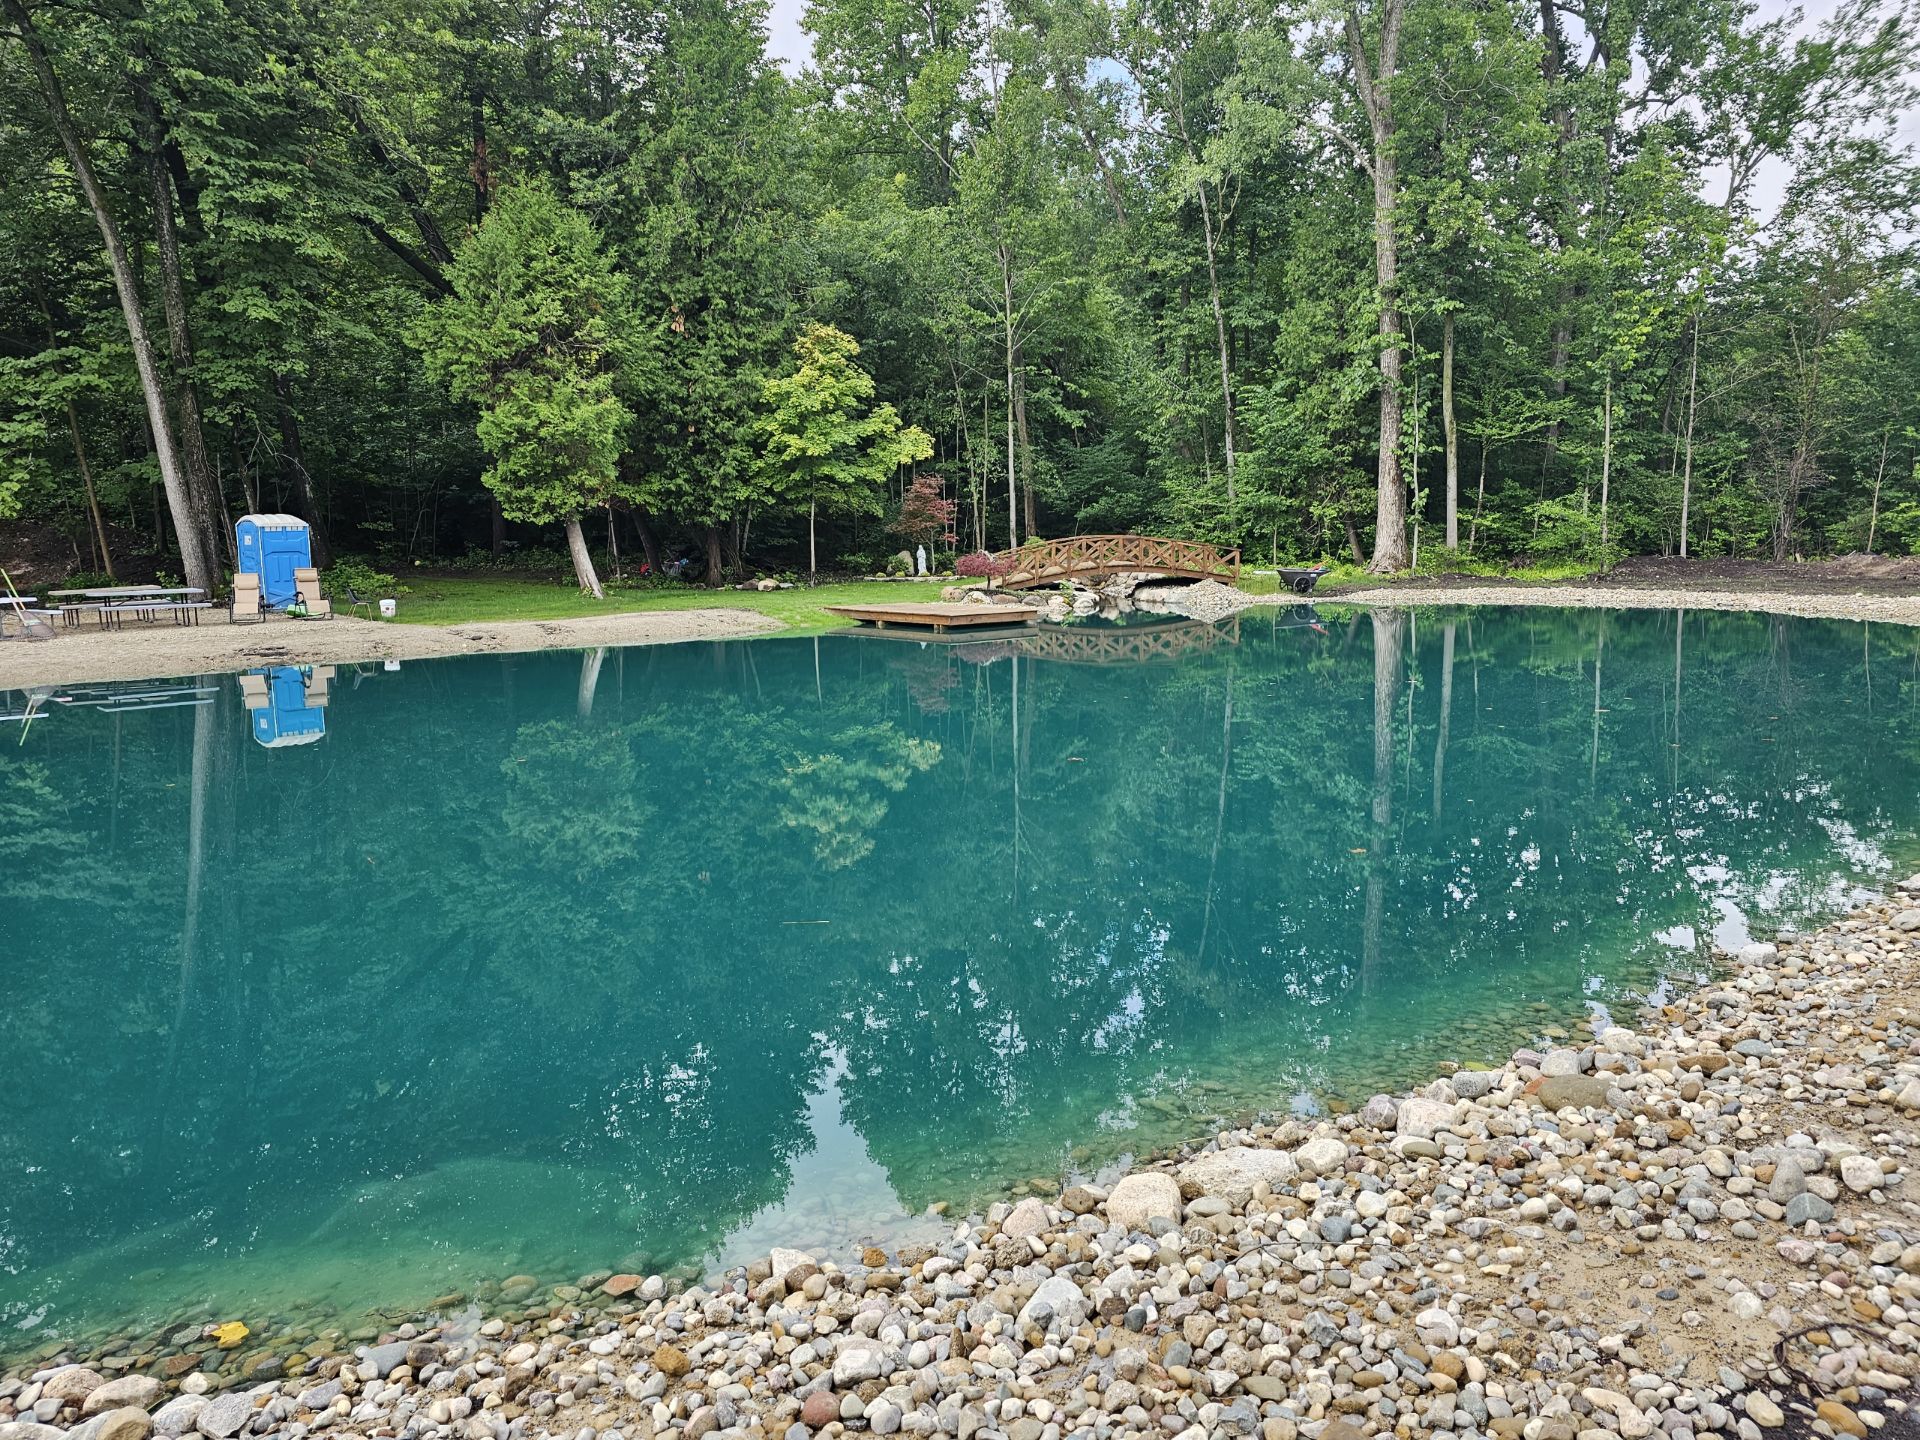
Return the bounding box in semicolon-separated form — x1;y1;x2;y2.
2;0;220;592
760;323;934;580
412;182;630;598
891;473;958;557
1339;0;1411;573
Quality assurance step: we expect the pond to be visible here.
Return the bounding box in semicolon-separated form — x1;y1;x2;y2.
2;603;1916;1353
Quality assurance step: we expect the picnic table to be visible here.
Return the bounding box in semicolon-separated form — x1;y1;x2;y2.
47;585;209;628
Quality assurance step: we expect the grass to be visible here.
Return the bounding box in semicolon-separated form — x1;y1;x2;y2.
381;552;1604;631
387;574;982;633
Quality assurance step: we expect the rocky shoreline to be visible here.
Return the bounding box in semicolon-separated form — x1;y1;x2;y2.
8;889;1920;1440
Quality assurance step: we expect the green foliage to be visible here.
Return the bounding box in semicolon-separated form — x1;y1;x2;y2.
759;323;933;535
1;0;1915;576
411;184;631;529
323;558;404;599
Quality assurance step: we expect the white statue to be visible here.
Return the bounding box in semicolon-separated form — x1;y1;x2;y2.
916;545;928;576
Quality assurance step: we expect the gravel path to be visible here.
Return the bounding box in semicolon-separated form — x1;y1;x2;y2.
0;610;782;690
7;889;1918;1440
1321;585;1920;627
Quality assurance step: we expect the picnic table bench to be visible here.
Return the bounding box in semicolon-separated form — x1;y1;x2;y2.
47;585;208;628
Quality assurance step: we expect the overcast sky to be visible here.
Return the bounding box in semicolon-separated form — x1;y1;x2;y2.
759;0;1919;220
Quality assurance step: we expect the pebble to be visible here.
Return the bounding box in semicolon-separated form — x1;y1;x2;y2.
11;890;1920;1440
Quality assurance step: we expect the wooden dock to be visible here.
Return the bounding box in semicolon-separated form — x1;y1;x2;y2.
824;601;1041;632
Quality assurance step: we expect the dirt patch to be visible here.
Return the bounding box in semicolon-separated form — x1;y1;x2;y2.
1319;581;1920;627
0;609;782;691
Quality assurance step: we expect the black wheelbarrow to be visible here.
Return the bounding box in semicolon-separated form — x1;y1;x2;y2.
1279;565;1331;595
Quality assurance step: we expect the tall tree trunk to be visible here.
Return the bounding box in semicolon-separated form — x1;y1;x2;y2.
1194;181;1237;496
7;0;216;593
702;524;725;588
632;507;662;574
490;495;506;557
1000;246;1018;550
134;66;224;575
272;372;332;567
1544;320;1570;467
1348;0;1409;573
1867;427;1891;555
1679;312;1699;558
65;400;115;579
1598;368;1612;562
1470;438;1491;552
563;515;604;598
1361;607;1406;990
1442;310;1458;549
808;498;818;583
1014;361;1036;540
1589;617;1606;790
37;293;116;578
577;647;605;720
1433;620;1455;820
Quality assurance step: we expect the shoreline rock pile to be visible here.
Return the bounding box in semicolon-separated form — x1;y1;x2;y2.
8;888;1920;1440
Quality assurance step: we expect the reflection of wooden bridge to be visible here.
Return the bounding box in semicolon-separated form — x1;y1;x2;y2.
1011;617;1240;665
991;535;1241;590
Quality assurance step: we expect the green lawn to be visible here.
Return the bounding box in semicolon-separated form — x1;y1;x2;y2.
387;574;981;632
381;556;1598;632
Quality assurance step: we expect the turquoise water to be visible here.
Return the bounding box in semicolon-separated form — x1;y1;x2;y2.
2;604;1918;1351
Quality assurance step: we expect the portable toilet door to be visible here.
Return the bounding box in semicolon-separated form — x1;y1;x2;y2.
235;514;312;608
246;666;326;748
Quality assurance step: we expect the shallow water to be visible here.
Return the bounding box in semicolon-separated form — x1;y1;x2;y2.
2;604;1916;1350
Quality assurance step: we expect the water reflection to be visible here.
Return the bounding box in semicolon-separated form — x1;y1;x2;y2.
2;605;1917;1346
240;665;333;748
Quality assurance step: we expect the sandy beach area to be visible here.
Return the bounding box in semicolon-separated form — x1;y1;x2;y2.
1324;583;1920;626
0;610;783;690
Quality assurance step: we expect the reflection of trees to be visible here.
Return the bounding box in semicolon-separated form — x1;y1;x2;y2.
7;610;1920;1332
778;727;940;868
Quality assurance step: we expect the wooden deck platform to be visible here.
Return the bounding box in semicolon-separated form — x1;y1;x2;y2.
824;601;1041;631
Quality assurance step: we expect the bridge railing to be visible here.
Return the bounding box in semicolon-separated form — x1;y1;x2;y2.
988;534;1242;590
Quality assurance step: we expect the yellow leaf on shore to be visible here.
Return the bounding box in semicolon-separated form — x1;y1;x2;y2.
212;1321;249;1349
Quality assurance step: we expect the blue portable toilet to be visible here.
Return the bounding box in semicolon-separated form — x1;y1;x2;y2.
235;514;312;609
243;666;327;748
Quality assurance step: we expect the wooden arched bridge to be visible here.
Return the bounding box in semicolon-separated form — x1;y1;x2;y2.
989;535;1241;590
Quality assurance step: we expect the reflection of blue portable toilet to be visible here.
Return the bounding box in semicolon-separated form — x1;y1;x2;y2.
238;665;329;748
235;514;312;609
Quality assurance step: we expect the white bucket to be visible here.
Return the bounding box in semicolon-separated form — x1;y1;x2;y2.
378;598;397;618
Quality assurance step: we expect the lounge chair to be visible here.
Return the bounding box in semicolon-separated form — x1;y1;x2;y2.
230;573;265;624
238;673;270;710
306;665;335;706
292;567;333;620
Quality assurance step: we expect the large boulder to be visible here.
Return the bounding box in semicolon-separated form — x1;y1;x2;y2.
83;1378;163;1416
831;1340;888;1387
192;1393;254;1440
1396;1098;1459;1140
1105;1172;1182;1231
769;1248;817;1283
1178;1146;1300;1207
1528;1074;1617;1112
1001;1196;1050;1239
41;1369;108;1406
149;1397;207;1440
1017;1275;1088;1334
91;1411;153;1440
1293;1136;1349;1177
